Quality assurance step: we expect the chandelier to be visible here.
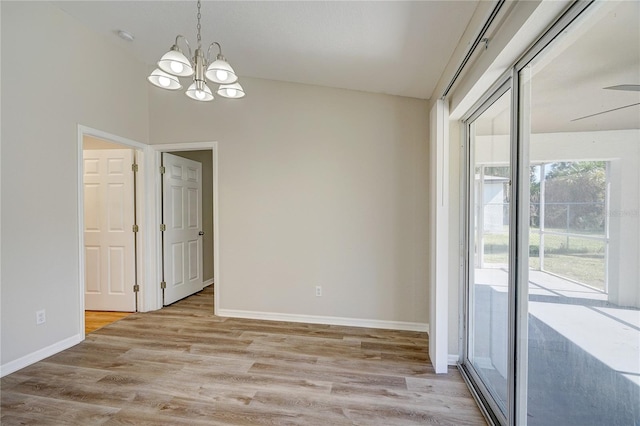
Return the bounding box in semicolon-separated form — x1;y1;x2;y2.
147;0;245;101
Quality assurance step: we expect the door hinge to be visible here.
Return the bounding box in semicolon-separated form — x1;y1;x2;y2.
132;224;139;233
159;166;166;174
133;284;140;292
132;163;139;172
160;281;167;289
160;224;166;232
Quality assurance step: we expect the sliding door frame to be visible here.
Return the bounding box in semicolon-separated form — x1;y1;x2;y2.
460;76;513;426
459;1;597;425
508;64;528;426
509;2;595;425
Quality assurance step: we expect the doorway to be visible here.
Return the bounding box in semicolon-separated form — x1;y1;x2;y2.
152;143;219;313
78;126;147;335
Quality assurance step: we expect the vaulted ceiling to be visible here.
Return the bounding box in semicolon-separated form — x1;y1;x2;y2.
52;1;480;100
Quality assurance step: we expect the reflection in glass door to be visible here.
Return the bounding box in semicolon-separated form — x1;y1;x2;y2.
519;1;640;424
465;86;512;421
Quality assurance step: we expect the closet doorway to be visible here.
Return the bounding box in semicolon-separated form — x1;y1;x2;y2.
79;128;146;334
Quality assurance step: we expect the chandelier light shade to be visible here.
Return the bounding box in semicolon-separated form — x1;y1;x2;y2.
217;82;245;99
148;68;182;90
148;0;245;102
158;47;194;77
205;55;237;84
186;82;214;101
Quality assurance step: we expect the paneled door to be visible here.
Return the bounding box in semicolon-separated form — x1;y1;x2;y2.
84;149;136;312
163;153;203;305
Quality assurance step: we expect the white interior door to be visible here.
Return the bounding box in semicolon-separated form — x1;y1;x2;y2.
84;149;136;312
163;153;203;305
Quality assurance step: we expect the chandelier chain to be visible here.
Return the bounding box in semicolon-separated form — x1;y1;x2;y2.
196;0;202;48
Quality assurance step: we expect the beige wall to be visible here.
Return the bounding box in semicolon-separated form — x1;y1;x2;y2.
1;2;149;367
150;77;430;325
172;150;214;283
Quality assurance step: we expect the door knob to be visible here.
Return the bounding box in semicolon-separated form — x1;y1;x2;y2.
198;231;205;236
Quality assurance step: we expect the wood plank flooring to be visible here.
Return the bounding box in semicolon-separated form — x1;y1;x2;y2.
1;286;486;425
85;311;134;335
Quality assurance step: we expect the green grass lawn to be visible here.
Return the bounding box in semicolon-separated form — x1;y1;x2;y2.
481;227;606;291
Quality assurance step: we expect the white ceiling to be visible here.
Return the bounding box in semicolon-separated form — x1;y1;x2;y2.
528;0;640;133
51;0;480;100
475;0;640;135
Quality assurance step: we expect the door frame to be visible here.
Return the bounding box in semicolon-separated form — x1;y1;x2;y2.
76;125;147;336
148;142;219;314
460;77;513;426
456;2;599;424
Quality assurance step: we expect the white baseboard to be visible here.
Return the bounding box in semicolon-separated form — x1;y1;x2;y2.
1;334;83;377
218;309;429;332
203;278;214;287
448;354;460;365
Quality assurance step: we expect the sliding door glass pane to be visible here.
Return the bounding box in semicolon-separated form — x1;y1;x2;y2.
468;89;511;415
521;2;640;424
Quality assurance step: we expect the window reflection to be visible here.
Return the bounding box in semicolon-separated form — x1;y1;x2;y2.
522;2;640;424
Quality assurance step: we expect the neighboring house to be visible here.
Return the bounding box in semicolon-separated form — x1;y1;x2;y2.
477;174;509;233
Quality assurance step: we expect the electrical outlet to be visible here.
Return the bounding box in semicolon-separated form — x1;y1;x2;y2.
315;286;322;297
36;309;46;325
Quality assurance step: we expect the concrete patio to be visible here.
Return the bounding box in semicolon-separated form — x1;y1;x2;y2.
472;267;639;425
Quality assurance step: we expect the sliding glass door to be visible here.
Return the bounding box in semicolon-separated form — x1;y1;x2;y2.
461;1;639;424
464;85;512;424
519;1;639;424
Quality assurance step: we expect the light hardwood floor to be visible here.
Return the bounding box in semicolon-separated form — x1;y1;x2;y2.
1;286;486;425
85;311;134;335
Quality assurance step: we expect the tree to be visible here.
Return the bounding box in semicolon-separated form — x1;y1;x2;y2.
543;161;606;232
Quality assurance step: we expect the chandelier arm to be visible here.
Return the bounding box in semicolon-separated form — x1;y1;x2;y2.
206;42;223;62
175;35;193;65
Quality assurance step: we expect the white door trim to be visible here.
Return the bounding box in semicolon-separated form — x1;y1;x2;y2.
429;99;449;374
148;142;219;315
77;125;147;337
